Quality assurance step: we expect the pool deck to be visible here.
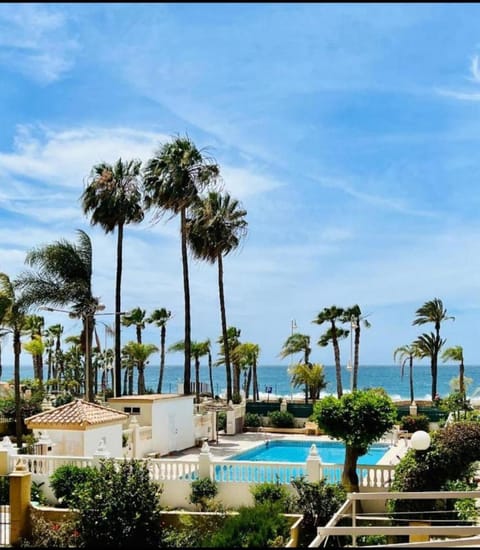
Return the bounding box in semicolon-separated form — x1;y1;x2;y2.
167;431;410;465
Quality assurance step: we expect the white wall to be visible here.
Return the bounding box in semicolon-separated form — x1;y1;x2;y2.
84;424;124;457
152;397;195;455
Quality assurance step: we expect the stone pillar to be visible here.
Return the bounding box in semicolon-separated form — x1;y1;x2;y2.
0;450;9;476
409;401;418;416
226;403;236;435
306;444;322;482
129;416;141;458
10;461;32;545
198;442;213;479
280;399;287;413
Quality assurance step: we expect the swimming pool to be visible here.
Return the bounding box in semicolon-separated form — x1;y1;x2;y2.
228;440;390;465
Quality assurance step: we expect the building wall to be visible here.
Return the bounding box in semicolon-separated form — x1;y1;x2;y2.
151;397;195;455
84;424;124;457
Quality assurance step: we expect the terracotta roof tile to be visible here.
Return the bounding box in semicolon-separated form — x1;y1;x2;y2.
25;398;129;429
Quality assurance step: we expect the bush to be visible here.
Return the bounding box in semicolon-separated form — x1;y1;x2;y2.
217;411;226;432
190;477;219;511
74;458;163;549
267;410;295;428
49;464;97;508
232;392;242;404
244;412;262;428
250;481;296;512
21;516;80;548
400;414;430;433
203;503;291;547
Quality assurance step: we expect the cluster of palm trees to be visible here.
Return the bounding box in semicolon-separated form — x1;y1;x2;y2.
279;304;370;402
394;297;462;403
0;134;249;445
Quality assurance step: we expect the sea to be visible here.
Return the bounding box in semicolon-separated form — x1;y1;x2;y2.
2;362;480;403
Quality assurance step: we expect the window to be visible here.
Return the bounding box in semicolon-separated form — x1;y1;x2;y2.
123;406;141;415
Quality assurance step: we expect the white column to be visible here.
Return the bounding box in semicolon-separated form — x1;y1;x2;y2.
306;444;322;482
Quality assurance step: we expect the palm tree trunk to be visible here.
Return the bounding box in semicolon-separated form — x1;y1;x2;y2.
157;326;166;393
114;222;124;398
181;208;192;395
208;351;214;398
217;253;232;402
195;355;200;403
409;357;415;403
459;360;465;395
14;328;23;448
138;364;145;395
353;323;360;391
332;323;343;398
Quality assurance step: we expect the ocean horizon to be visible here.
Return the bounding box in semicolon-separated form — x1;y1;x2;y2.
2;362;480;403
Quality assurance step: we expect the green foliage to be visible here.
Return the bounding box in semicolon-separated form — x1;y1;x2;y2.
49;464;98;508
231;392;242;404
190;477;219;511
31;481;48;506
312;389;397;451
267;410;295;428
440;391;473;421
160;513;225;548
399;414;430;433
291;476;346;544
73;458;163;549
244;412;262;427
203;503;290;548
0;476;8;505
21;515;80;547
250;481;296;512
217;411;226;431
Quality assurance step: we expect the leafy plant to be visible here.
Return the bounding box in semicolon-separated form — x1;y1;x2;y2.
399;414;430;433
250;481;296;512
244;412;262;428
267;410;295;428
49;464;97;508
21;516;80;548
190;477;219;511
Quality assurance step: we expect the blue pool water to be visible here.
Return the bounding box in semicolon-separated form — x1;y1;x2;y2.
228;440;390;464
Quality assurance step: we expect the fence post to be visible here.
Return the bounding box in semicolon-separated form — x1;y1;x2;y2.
306;444;322;482
198;442;213;480
9;461;32;545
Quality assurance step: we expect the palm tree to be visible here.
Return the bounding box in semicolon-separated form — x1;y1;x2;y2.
216;326;242;399
441;345;465;396
413;298;454;400
343;305;371;391
121;307;147;393
143;135;220;397
146;308;172;393
313;306;349;398
122;341;158;395
169;339;210;402
0;273;27;447
279;333;312;403
413;332;446;400
23;314;45;383
288;362;327;403
14;229;101;402
231;342;261;402
81;159;144;399
187;191;247;402
393;344;420;403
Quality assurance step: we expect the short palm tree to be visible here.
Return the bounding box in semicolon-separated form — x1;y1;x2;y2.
441;345;465;396
143;135;220;397
413;298;454;400
393;343;419;403
122;341;158;394
231;342;261;402
146;308;172;393
313;306;349;398
187;191;248;402
279;333;312;403
169;339;210;402
343;305;371;391
288;362;327;403
81;158;145;399
14;229;101;402
0;273;27;447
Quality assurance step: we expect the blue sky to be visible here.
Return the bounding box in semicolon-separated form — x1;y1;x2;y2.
1;3;480;368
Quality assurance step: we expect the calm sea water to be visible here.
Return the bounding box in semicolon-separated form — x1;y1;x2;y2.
3;362;480;402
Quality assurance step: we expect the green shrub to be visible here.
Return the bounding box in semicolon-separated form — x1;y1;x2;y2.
217;411;226;431
250;481;296;512
190;477;219;511
268;410;295;428
74;458;163;549
49;464;97;508
400;414;429;433
232;392;242;404
244;412;262;428
203;503;290;547
21;515;80;547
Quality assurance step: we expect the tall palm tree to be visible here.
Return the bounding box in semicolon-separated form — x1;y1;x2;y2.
23;314;45;383
343;305;371;391
146;308;172;393
81;159;145;399
0;273;27;448
14;229;101;402
187;191;247;402
279;333;312;403
413;332;446;400
143;135;220;397
441;345;465;396
393;344;420;403
313;306;349;398
413;298;454;400
216;326;242;399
